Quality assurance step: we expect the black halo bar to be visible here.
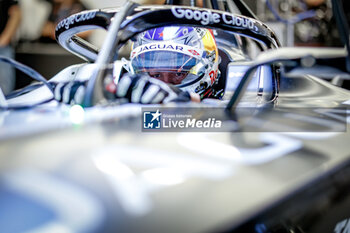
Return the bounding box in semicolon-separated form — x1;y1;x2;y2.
55;6;280;62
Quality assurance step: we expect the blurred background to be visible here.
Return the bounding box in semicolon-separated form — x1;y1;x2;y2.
0;0;348;94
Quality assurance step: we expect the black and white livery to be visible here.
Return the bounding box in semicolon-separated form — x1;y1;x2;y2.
1;0;350;233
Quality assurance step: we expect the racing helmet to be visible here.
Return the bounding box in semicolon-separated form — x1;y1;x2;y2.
129;26;220;98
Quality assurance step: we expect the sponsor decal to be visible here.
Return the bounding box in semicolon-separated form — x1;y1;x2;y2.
209;70;218;84
138;44;184;53
195;27;206;37
131;42;204;59
171;7;220;25
222;12;255;30
56;11;97;30
171;7;257;31
188;49;200;56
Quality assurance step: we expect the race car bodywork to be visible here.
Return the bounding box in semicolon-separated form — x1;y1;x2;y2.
1;0;350;233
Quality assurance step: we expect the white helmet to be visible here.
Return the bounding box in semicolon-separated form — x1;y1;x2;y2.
129;26;220;98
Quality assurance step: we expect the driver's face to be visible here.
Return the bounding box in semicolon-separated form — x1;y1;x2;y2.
148;71;188;85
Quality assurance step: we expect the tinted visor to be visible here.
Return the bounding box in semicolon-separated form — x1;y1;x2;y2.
131;50;200;73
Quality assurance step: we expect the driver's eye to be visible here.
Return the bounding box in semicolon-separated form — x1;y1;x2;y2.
149;73;160;78
175;72;188;79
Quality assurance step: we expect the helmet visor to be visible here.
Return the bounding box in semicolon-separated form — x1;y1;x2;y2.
131;42;204;72
131;50;200;73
